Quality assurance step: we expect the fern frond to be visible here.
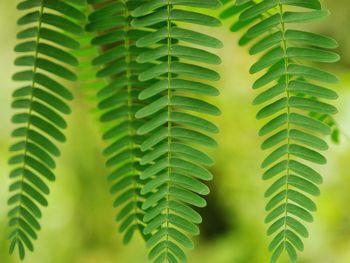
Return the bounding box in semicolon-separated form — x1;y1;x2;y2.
236;1;339;262
85;0;151;244
8;0;84;259
220;0;341;146
131;1;222;262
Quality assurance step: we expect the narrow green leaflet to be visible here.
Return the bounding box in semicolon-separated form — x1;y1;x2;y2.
220;0;340;144
131;0;222;262
86;0;150;244
232;0;339;262
8;0;84;259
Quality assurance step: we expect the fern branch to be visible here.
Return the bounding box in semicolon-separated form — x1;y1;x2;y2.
131;1;223;262
220;0;341;144
8;0;84;259
234;0;339;262
86;0;150;244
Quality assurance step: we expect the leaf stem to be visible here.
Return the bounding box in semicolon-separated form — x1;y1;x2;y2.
165;0;173;255
278;1;292;247
14;0;45;240
123;0;140;233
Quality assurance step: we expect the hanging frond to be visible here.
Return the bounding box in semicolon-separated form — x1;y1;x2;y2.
220;0;341;144
235;1;339;262
131;1;222;262
8;0;84;259
85;0;151;244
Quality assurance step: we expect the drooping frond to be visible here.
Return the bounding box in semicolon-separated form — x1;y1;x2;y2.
85;0;151;244
8;0;84;259
220;0;341;144
235;1;339;262
131;1;223;262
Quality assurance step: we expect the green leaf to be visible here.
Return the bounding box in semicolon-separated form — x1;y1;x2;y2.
126;1;221;261
229;1;339;262
9;1;81;259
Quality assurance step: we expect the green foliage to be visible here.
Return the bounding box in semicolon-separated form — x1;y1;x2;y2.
223;0;339;262
220;0;341;144
72;2;105;98
8;0;84;259
129;1;222;262
220;0;257;45
85;0;150;244
5;0;343;262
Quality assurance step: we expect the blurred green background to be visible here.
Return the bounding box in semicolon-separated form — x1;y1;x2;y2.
1;1;350;263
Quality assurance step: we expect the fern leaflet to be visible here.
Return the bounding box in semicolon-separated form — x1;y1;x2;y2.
235;0;339;262
131;1;222;262
220;0;341;144
8;0;84;259
86;0;151;244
